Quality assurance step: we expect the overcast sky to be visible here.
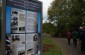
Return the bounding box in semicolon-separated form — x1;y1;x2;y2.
39;0;53;22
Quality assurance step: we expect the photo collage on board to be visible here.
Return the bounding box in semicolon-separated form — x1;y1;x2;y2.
11;8;26;33
6;7;40;55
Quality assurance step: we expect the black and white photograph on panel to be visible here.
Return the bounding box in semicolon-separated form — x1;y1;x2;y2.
5;35;11;55
11;34;25;55
11;8;26;33
26;33;40;55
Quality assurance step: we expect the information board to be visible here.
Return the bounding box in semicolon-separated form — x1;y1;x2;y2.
5;0;42;55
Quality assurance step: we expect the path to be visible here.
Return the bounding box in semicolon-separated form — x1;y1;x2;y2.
53;38;85;55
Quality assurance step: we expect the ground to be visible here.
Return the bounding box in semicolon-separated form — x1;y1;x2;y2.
42;34;62;55
53;38;85;55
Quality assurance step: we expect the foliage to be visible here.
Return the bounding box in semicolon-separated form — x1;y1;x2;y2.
43;22;58;37
48;0;85;37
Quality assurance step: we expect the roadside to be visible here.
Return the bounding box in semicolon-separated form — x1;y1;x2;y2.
53;38;85;55
42;34;62;55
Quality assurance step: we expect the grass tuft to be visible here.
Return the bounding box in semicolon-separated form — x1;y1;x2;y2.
42;36;62;55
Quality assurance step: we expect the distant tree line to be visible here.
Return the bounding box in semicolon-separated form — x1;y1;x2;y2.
43;22;58;37
43;0;85;37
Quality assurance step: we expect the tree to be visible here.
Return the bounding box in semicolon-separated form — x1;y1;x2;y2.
48;0;85;37
43;22;57;37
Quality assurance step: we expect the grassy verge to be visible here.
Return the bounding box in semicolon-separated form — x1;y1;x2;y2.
42;35;62;55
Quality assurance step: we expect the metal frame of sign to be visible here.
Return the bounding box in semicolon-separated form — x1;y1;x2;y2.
1;0;42;55
1;0;6;55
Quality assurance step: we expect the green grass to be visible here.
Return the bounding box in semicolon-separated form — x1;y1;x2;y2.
42;36;62;55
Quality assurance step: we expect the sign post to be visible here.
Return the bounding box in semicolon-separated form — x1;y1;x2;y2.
1;0;42;55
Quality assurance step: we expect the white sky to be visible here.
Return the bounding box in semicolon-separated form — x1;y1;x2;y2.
39;0;53;22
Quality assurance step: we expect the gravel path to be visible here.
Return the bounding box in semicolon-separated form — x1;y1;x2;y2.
53;38;85;55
